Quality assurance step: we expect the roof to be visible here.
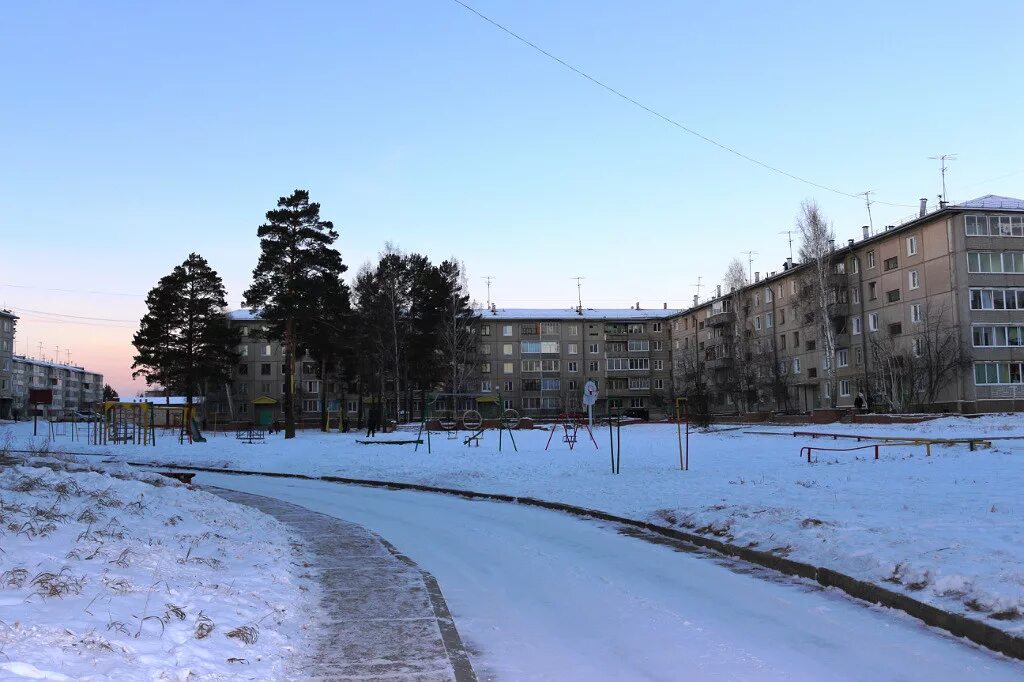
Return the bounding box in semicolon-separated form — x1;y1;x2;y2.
955;195;1024;210
227;309;261;321
12;355;96;374
0;309;17;319
479;307;682;321
122;396;205;406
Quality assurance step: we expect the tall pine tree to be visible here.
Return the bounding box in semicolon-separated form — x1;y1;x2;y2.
132;253;240;409
244;189;347;438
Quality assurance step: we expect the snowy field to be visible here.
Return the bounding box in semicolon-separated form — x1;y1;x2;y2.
0;442;315;680
2;414;1023;640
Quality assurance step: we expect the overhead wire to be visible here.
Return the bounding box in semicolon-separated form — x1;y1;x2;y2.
449;0;918;209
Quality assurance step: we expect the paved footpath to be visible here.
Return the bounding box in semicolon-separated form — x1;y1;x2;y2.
207;486;477;682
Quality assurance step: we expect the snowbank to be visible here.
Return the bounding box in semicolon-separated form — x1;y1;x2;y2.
0;443;314;680
4;414;1024;638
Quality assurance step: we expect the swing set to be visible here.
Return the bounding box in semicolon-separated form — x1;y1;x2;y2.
415;392;520;453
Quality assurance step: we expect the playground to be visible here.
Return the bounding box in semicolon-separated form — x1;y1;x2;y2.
4;412;1024;636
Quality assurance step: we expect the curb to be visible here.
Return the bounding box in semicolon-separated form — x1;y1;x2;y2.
130;460;1024;663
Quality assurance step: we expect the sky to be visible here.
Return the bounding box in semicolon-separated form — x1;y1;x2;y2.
2;0;1022;395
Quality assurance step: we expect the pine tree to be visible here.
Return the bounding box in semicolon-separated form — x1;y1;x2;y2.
244;190;347;438
102;384;119;402
132;253;240;409
304;272;352;431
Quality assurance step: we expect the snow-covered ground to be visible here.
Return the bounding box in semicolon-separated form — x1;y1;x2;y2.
0;441;315;680
3;414;1023;639
196;473;1024;681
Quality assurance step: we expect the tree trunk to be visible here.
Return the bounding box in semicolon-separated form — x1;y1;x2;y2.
284;317;296;438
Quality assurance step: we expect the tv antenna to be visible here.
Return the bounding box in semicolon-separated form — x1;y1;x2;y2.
571;276;585;310
691;276;703;301
481;276;495;308
741;250;758;282
928;154;957;203
856;190;875;235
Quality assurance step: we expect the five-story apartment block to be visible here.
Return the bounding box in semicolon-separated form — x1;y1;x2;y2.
0;310;16;419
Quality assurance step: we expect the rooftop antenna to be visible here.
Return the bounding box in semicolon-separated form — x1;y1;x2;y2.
928;154;957;203
571;276;585;310
66;349;72;365
55;345;60;364
856;190;875;235
741;250;758;283
691;276;703;301
481;276;494;308
778;229;796;261
37;341;44;360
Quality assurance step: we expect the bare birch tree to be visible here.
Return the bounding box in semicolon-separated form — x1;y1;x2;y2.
796;200;840;407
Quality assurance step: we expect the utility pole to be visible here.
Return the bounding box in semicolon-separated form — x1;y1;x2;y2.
928;154;957;204
481;276;494;309
856;191;875;235
741;251;758;282
571;276;585;310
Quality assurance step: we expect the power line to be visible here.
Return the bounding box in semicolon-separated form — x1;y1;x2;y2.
12;306;136;323
0;282;143;297
449;0;917;209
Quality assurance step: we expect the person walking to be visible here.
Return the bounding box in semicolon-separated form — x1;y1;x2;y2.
854;392;866;413
366;402;380;438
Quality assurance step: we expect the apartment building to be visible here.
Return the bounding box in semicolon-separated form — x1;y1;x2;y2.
476;307;678;418
669;195;1024;414
11;356;104;416
208;310;351;426
0;310;16;419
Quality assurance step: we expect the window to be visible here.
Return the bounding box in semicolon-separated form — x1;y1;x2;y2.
837;349;849;367
540;322;559;335
238;364;248;375
480;362;491;373
910;304;922;323
653;378;664;389
567;343;579;355
974;362;1024;385
261;363;272;376
886;289;901;303
481;325;491;336
906;236;918;256
653;359;664;370
791;280;798;295
628;340;650;352
652;340;663;351
839;380;851;397
868;282;877;300
607;358;628;371
302;399;321;413
779;334;787;350
589;360;600;372
868;313;879;332
261;344;272;356
909;270;920;290
867;251;876;269
913;338;924;357
305;380;320;393
629;397;646;408
588;343;599;354
966;215;1024;237
347;400;358;413
628;358;650;370
852;317;862;335
792;358;801;374
851;258;859;274
503;380;514;391
567;324;579;335
889;323;902;335
503;362;514;374
503;343;513;356
521;341;559;353
884;256;899;271
607;342;626;353
480;344;492;355
754;316;762;331
970;287;1024;310
973;325;1024;347
240;346;249;357
766;312;774;328
852;287;860;304
521;360;540;372
628;377;650;391
968;251;1024;273
541;378;560;391
793;331;800;346
567;361;578;372
855;347;863;366
303;362;317;375
765;287;773;303
652;322;662;332
520;323;538;335
502;324;513;336
627;324;645;334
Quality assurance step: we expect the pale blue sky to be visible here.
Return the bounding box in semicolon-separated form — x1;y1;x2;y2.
2;1;1022;393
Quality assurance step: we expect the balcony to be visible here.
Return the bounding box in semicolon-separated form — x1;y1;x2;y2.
705;356;734;371
706;310;736;327
828;303;850;318
834;333;851;349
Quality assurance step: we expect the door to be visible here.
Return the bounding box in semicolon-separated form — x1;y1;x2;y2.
255;405;273;426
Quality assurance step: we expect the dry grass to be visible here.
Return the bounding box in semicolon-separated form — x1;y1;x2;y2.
194;612;215;639
1;567;28;588
225;624;259;645
30;568;85;598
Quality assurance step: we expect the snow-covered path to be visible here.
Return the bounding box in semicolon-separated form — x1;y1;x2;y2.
194;473;1023;682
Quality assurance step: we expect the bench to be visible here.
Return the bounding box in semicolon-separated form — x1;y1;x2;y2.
236;427;267;444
